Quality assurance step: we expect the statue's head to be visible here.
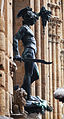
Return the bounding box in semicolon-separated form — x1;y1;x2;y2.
17;6;38;25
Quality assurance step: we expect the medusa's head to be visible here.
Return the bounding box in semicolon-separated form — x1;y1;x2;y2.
17;6;39;26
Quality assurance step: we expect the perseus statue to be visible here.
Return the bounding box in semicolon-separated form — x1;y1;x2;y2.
13;6;52;99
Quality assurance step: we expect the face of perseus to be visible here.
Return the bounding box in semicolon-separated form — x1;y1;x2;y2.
23;11;39;25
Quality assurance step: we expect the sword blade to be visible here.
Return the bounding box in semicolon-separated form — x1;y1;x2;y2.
13;56;52;64
22;58;52;64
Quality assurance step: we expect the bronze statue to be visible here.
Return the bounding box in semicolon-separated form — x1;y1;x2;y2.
13;6;52;100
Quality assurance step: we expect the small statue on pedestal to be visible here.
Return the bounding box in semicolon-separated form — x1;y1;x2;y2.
13;87;27;114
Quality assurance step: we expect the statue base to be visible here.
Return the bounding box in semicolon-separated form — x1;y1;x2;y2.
27;113;41;119
0;116;13;119
11;113;41;119
11;112;27;119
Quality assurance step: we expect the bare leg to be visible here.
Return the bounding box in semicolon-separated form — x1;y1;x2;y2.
21;62;34;99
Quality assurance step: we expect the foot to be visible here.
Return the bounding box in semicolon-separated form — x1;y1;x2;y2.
47;105;53;112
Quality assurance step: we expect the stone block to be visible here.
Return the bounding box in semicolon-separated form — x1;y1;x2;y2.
0;51;5;70
0;71;5;87
9;94;13;114
48;24;52;35
5;37;9;56
5;73;9;91
0;87;5;115
0;17;5;32
5;74;13;94
8;75;13;95
6;40;11;58
5;56;9;74
5;38;13;59
5;91;10;116
9;42;13;60
0;32;5;51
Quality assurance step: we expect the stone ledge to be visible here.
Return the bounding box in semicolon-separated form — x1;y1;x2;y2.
0;116;13;119
11;113;27;119
11;113;40;119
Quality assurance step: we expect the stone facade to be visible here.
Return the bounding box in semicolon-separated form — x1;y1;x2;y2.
0;0;13;118
0;0;64;119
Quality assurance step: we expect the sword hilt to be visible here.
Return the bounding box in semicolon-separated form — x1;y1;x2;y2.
13;55;23;62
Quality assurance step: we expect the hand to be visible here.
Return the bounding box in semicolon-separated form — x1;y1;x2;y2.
13;55;22;62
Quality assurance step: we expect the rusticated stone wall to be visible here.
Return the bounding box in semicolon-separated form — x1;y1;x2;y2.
0;0;13;118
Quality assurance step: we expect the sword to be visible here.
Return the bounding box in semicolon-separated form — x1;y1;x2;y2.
13;56;52;64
